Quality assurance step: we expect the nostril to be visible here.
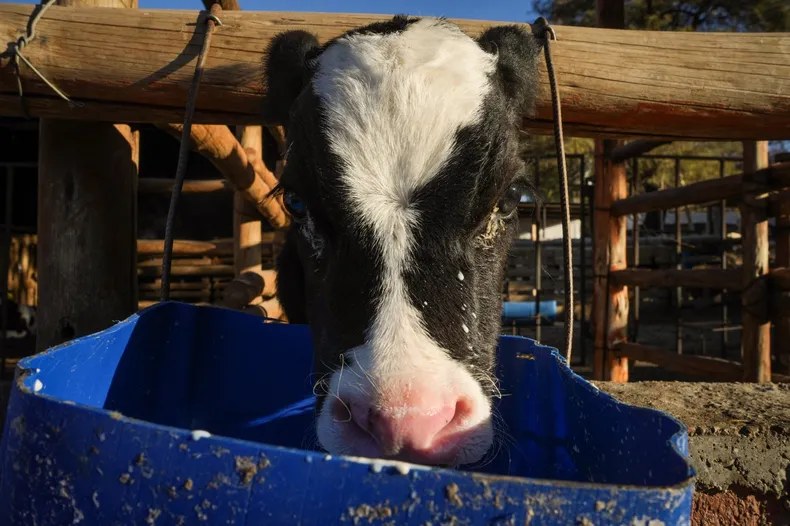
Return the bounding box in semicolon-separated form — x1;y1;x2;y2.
447;398;474;430
345;401;375;434
332;399;353;423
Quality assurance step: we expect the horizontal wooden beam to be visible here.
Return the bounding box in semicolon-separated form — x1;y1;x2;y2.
609;268;743;290
611;162;790;217
612;342;744;381
609;140;672;164
611;173;743;216
2;4;790;139
137;239;232;256
138;179;230;194
612;342;790;383
137;264;234;277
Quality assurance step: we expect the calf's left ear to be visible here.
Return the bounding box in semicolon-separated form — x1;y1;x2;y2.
261;30;322;128
476;25;542;119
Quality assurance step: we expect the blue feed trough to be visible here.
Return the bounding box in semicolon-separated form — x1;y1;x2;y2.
0;302;694;525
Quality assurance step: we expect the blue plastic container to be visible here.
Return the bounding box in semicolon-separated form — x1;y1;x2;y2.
0;302;694;525
501;300;558;323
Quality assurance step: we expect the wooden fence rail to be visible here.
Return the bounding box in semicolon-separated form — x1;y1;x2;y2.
611;162;790;217
611;342;790;383
609;268;743;291
1;4;790;139
138;179;230;194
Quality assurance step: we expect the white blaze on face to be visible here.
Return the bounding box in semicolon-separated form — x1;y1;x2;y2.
311;19;498;462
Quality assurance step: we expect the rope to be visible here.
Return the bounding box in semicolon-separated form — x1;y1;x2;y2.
161;4;223;301
532;17;574;364
9;0;82;117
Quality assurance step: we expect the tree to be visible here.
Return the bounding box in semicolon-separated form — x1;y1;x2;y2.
531;0;790;31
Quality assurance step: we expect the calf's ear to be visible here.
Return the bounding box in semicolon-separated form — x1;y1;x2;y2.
262;30;321;128
476;26;542;119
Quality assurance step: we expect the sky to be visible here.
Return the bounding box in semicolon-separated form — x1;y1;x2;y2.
14;0;540;24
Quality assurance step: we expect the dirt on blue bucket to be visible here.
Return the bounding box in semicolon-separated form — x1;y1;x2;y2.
0;302;694;525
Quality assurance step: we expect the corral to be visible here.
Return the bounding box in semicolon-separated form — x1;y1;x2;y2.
0;0;789;523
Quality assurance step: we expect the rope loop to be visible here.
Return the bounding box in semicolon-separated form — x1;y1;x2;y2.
8;0;82;117
531;16;557;41
205;13;223;26
532;16;574;364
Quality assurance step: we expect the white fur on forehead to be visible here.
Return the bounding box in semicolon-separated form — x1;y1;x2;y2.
312;18;497;210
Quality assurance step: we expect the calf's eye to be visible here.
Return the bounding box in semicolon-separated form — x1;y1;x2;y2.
497;181;529;217
283;190;307;222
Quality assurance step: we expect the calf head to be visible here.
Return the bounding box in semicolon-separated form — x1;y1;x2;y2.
263;16;542;467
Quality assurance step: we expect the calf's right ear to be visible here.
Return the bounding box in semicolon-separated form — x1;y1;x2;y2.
262;30;321;128
476;25;542;121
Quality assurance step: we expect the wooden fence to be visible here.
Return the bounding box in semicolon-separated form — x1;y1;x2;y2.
1;4;789;375
594;146;790;384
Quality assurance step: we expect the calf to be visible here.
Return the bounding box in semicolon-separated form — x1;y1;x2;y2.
263;16;542;467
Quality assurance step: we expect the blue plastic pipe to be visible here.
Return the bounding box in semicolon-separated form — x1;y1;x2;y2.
502;300;558;322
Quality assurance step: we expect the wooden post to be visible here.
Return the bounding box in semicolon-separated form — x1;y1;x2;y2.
592;0;629;382
233;126;264;275
36;0;139;352
203;0;263;278
592;140;629;381
741;140;770;382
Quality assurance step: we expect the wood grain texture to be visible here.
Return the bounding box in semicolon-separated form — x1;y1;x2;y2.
158;123;288;228
740;141;771;383
35;0;139;352
1;4;789;139
137;238;232;256
592;139;629;382
234;125;263;276
138;178;230;194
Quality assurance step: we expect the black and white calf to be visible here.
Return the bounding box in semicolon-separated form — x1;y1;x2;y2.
263;16;541;467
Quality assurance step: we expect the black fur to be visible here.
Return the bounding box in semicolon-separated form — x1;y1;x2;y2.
261;30;320;127
477;25;543;120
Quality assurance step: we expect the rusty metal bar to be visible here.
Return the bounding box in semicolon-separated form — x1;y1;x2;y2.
720;159;729;356
675;158;683;355
579;155;588;366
